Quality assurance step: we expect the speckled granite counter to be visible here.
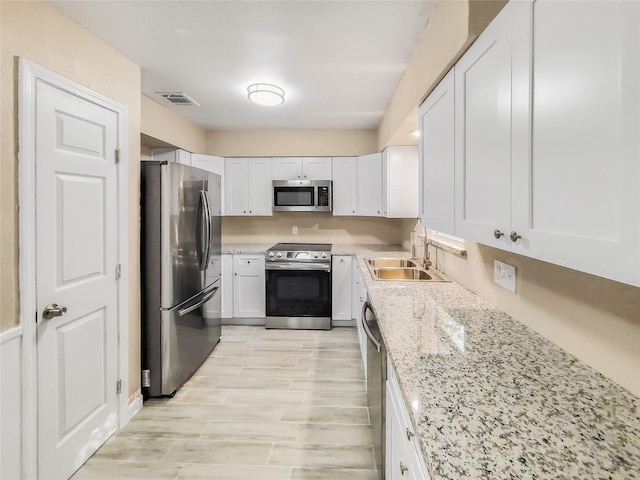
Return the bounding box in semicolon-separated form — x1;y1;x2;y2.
221;243;272;254
220;242;640;478
347;247;640;480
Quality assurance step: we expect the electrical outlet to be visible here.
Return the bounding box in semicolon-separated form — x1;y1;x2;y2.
494;260;516;292
292;225;298;235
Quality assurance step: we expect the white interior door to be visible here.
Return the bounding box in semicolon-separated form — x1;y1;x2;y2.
35;80;119;479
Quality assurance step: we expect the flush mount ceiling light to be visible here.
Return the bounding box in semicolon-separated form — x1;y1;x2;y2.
247;83;285;106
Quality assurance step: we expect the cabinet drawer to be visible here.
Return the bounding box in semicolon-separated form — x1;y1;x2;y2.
233;255;265;274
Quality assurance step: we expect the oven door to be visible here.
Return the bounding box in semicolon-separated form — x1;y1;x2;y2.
265;263;332;328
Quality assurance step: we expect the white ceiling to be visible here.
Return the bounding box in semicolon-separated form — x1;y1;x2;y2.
49;1;437;132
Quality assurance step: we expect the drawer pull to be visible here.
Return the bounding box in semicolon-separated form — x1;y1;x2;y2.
406;428;415;441
400;462;409;475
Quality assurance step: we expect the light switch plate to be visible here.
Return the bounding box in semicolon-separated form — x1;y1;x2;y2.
494;260;516;293
291;225;298;234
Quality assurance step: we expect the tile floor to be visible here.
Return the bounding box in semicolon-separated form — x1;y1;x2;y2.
72;325;377;480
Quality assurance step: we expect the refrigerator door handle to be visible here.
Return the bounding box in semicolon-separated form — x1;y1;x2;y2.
177;285;219;317
202;190;212;268
196;190;211;271
160;280;220;314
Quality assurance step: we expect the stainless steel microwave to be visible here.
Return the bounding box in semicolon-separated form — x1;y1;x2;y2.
272;180;332;212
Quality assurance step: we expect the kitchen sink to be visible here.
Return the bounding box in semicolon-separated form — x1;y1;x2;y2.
365;258;450;282
367;258;420;268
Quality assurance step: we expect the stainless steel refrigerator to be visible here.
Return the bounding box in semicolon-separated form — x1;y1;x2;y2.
140;161;222;397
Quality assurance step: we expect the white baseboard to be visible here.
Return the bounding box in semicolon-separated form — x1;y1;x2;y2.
1;327;23;480
332;319;356;327
126;393;143;423
222;317;266;326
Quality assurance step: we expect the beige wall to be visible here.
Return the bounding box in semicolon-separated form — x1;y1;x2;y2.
223;214;415;246
141;95;206;153
377;0;507;148
206;129;378;157
0;1;142;397
429;241;640;396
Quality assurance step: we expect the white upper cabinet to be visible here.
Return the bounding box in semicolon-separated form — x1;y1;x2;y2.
332;156;358;216
454;0;528;249
419;68;455;234
191;154;225;215
272;157;332;180
512;0;639;285
383;146;418;218
356;152;384;217
225;157;272;216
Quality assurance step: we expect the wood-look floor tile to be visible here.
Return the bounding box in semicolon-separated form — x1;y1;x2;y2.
308;368;365;381
214;376;292;390
117;417;207;439
250;348;313;358
241;366;310;379
223;389;306;406
245;339;305;350
296;423;375;446
71;460;182;480
303;391;368;408
178;463;291;479
290;467;378;480
268;443;375;469
193;365;244;377
202;420;299;442
282;406;370;425
312;349;361;360
231;356;300;368
290;379;366;393
165;439;272;465
171;388;228;404
89;436;175;462
195;404;283;422
297;357;363;370
135;403;200;420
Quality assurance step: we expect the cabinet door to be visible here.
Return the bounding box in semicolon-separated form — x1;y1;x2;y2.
302;157;332;180
272;157;302;180
247;158;273;216
331;255;352;321
220;254;233;318
352;261;367;376
232;255;265;317
513;0;640;286
192;154;225;215
454;2;516;249
332;157;357;216
419;69;455;234
225;158;249;215
384;146;418;218
356;153;384;217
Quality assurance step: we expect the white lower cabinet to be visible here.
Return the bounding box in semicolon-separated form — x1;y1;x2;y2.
232;254;265;317
331;255;352;322
220;254;233;318
386;360;430;480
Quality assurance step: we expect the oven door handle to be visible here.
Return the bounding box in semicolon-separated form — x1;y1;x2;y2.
265;262;331;272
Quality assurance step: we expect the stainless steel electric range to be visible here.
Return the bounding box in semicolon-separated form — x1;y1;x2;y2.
265;243;332;330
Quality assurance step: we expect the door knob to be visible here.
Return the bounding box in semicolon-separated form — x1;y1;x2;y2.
42;304;67;320
400;462;409;475
510;231;522;243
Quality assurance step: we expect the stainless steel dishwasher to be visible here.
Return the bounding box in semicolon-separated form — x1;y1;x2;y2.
362;297;386;479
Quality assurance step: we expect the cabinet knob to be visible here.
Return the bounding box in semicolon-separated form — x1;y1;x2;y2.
352;210;356;214
406;428;415;441
243;210;246;214
377;210;381;214
510;231;522;243
493;229;504;239
249;210;252;214
400;462;409;476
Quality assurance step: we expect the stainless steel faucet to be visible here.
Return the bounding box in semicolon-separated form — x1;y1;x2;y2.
411;233;432;269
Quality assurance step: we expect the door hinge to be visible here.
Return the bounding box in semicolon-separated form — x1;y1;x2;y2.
115;264;121;280
116;378;122;395
115;148;120;164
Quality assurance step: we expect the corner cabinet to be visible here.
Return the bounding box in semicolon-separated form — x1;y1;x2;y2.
331;255;352;325
383;146;418;218
225;157;272;216
386;360;430;480
419;68;455;234
356;153;384;217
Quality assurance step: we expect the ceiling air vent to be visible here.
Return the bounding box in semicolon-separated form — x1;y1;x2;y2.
156;92;200;106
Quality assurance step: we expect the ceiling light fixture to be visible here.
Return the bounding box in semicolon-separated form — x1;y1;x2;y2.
247;83;285;106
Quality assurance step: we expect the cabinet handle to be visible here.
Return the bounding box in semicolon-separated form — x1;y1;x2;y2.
400;462;409;476
493;229;504;239
510;231;522;243
406;428;415;441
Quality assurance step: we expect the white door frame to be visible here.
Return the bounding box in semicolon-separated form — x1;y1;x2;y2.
18;59;130;478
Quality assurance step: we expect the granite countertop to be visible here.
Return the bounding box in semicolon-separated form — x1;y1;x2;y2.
349;247;640;480
221;242;640;477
